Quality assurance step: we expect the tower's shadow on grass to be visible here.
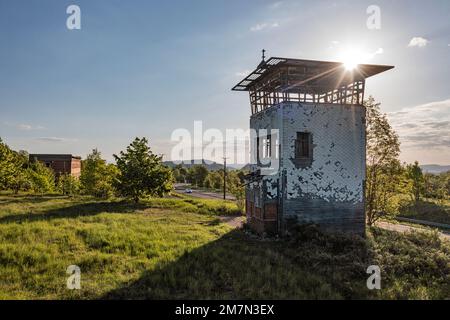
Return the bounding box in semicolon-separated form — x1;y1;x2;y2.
101;228;372;300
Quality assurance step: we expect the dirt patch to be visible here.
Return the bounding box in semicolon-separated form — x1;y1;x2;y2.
219;216;245;228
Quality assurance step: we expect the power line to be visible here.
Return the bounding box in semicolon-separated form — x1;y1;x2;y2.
223;157;229;200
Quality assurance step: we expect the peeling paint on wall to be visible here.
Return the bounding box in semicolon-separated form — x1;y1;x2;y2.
281;103;365;203
247;102;366;234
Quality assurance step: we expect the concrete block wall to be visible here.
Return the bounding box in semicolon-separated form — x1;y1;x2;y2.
247;102;366;235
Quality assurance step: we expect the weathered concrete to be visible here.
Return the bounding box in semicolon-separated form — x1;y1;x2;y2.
246;102;366;236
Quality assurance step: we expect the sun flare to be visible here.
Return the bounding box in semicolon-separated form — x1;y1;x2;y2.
344;59;358;71
339;47;367;71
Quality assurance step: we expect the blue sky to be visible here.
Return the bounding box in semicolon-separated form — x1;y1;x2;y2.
1;0;449;164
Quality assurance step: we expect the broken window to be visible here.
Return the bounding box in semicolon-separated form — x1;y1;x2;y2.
256;135;260;162
295;132;311;158
264;134;271;158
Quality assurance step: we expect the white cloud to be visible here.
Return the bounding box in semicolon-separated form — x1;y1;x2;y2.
250;23;266;32
388;99;450;150
235;70;250;77
269;1;283;9
16;124;45;131
365;47;384;60
374;47;384;55
17;124;32;130
250;22;279;32
328;41;340;50
2;122;45;131
408;37;429;47
35;137;77;142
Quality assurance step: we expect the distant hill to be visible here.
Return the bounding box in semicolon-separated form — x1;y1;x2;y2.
164;160;251;171
420;164;450;174
163;159;223;171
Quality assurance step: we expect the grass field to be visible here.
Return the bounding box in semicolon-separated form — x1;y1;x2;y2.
0;193;448;300
398;198;450;225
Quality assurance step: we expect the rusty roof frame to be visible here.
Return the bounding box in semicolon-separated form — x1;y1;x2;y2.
231;57;394;92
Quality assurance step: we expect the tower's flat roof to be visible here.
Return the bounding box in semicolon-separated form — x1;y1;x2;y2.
231;57;394;91
29;154;81;160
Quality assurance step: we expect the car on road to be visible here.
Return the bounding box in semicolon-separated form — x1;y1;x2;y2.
184;189;193;194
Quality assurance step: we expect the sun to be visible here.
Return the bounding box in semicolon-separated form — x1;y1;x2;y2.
339;47;366;71
344;59;358;71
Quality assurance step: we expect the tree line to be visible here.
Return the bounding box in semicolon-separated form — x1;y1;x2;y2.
172;164;246;210
0;137;173;202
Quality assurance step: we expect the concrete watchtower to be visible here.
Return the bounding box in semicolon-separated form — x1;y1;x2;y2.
232;54;393;235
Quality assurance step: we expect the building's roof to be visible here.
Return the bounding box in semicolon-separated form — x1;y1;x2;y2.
231;57;394;92
29;154;81;160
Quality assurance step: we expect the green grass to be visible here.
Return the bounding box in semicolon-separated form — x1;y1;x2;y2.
398;198;450;225
0;193;448;299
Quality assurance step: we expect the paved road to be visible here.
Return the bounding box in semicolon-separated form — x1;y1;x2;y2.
174;185;236;201
376;221;450;241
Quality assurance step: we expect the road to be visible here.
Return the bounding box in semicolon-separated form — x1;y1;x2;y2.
376;220;450;241
174;184;236;201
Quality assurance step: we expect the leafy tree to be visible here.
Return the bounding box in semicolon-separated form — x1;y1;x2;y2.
80;149;117;198
104;163;120;197
0;138;29;193
364;97;402;225
114;137;173;203
26;160;55;194
405;161;424;204
203;174;212;189
172;164;188;183
423;171;450;201
58;174;80;196
212;171;223;190
189;165;209;187
227;174;245;213
225;170;247;213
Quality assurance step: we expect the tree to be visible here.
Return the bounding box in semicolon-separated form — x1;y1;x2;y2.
227;171;246;213
114;137;173;203
27;160;55;194
80;149;117;198
210;171;223;190
0;138;30;193
58;174;80;196
364;97;402;226
405;161;424;204
188;165;209;187
203;174;212;189
172;164;188;183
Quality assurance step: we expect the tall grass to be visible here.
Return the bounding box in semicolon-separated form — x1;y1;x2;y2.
0;193;448;299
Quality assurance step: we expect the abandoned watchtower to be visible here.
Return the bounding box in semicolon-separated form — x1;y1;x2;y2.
232;55;393;236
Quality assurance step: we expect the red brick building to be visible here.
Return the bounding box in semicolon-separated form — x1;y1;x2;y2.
29;154;82;178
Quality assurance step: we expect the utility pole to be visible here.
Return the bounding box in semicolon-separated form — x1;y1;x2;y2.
223;157;228;200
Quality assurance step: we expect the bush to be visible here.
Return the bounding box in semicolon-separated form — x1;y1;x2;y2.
57;174;80;196
80;149;117;198
26;161;55;194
